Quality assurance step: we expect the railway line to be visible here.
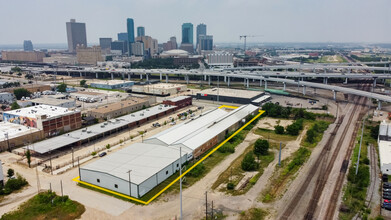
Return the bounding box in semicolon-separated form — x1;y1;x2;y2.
280;84;369;220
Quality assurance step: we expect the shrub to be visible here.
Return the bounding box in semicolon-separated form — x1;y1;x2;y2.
188;163;205;177
227;182;235;190
4;174;28;192
241;152;257;171
274;125;284;134
7;169;14;177
91;152;97;156
106;144;111;149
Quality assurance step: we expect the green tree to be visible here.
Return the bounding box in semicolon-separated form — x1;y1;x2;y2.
306;129;316;143
371;125;380;139
57;83;67;92
274;125;284;134
11;101;20;110
7;168;14;177
13;88;31;100
241;152;257;171
25;74;34;79
254;139;269;158
26;149;31;168
11;67;22;73
80;80;87;86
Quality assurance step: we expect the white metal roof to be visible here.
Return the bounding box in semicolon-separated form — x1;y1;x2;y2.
31;98;74;106
379;140;391;167
0;121;40;142
25;104;176;154
171;104;259;151
145;108;228;146
251;95;271;104
81;143;190;185
4;104;75;119
379;122;388;137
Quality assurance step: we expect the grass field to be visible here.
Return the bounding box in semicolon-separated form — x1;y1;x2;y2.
1;191;85;220
254;128;297;142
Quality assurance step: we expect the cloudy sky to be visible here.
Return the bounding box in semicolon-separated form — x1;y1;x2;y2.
0;0;390;45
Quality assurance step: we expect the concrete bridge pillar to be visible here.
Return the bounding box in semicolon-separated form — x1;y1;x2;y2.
128;73;130;81
111;73;114;80
260;79;262;87
303;86;306;95
165;74;168;83
208;76;211;86
204;75;207;81
160;72;162;81
283;82;286;91
227;77;230;87
186;76;189;84
348;68;351;73
333;90;336;100
378;100;382;110
301;77;304;81
314;87;317;94
246;78;249;88
324;77;328;84
96;72;98;79
68;72;70;77
324;68;327;74
224;76;227;82
265;80;268;90
243;78;246;86
373;78;377;88
140;74;143;80
80;72;82;77
146;74;149;81
345;78;348;84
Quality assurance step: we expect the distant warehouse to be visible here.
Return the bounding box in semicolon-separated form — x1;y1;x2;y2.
90;80;134;90
162;96;192;110
195;88;264;104
378;121;391;175
79;104;258;198
87;97;151;119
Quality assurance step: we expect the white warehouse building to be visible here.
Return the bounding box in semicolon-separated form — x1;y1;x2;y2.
378;121;391;175
80;104;259;198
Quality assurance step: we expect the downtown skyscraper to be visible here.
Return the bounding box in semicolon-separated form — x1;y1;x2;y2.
137;26;145;37
66;19;87;53
127;18;135;44
181;23;193;45
196;23;206;48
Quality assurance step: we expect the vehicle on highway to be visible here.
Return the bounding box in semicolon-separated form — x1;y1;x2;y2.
99;152;107;157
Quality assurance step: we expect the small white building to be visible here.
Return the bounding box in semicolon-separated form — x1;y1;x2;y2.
378;140;391;175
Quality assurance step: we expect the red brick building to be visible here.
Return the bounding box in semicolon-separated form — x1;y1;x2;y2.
162;96;192;110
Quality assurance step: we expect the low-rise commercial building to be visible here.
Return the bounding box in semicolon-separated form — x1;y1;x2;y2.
3;105;81;137
378;121;391;175
79;104;258;198
90;80;134;90
0;122;43;152
207;53;234;68
43;54;77;65
195;88;264;104
87;97;150;119
2;51;45;63
162;96;192;110
131;83;187;96
30;97;76;108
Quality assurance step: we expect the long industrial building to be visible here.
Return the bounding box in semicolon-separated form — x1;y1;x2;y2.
378;121;391;175
79;104;258;198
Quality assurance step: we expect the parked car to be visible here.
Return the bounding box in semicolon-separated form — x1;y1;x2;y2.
384;188;391;192
382;203;391;210
384;183;391;189
99;152;107;157
170;122;176;125
383;174;389;182
384;182;391;187
384;199;391;203
383;195;391;200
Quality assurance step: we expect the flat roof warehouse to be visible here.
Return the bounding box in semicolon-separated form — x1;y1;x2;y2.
25;104;176;154
79;104;259;198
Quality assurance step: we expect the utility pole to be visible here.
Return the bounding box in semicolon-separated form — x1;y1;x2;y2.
127;170;132;197
205;191;208;220
78;157;81;179
72;147;74;168
217;76;219;103
179;147;183;220
36;163;40;194
356;119;365;175
5;132;10;152
61;180;63;196
211;201;214;220
279;142;282;166
49;149;53;175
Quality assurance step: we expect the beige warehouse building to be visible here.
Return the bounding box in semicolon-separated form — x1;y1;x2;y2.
131;83;187;96
87;97;151;119
76;46;104;65
2;51;45;62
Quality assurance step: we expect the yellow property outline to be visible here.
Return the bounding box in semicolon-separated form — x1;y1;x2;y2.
73;105;264;205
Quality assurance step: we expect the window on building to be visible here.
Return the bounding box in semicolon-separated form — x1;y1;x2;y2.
166;170;168;175
177;164;179;167
97;179;100;183
114;184;118;188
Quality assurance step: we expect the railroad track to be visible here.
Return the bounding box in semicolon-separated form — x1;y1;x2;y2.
366;143;378;207
280;83;370;220
323;85;369;219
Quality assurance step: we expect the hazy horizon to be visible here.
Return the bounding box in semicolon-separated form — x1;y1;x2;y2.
1;0;390;45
